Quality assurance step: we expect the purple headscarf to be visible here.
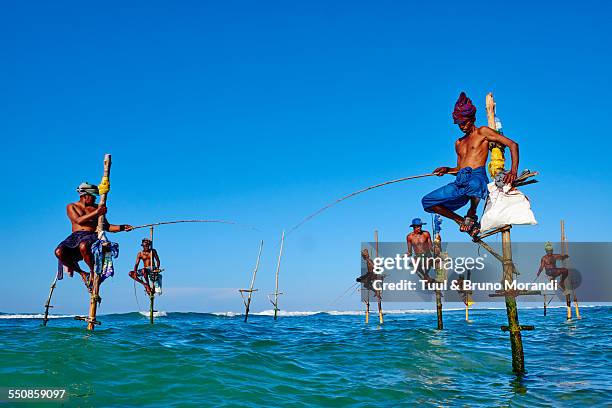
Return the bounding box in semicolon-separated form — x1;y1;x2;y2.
452;92;476;124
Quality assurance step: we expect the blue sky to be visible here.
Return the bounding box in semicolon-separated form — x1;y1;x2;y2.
1;0;611;314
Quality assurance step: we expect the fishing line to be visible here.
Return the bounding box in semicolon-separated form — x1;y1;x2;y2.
133;280;141;312
130;219;259;232
329;282;360;306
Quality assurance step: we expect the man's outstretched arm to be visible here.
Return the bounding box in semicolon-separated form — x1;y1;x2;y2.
482;127;519;184
107;222;133;232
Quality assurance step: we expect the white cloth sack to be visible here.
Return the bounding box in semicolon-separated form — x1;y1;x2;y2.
480;182;537;232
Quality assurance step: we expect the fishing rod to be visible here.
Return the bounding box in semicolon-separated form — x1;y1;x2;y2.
286;171;453;236
130;219;259;231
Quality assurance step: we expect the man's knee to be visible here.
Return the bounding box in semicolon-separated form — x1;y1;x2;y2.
79;241;91;254
55;247;64;259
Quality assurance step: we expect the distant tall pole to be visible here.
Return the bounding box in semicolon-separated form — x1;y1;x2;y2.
561;220;580;319
149;226;155;325
243;240;264;322
375;230;383;324
273;231;285;320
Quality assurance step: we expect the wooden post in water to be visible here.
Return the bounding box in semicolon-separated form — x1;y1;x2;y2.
241;240;263;322
149;226;155;325
501;227;525;374
561;220;580;319
375;230;384;324
87;154;111;331
435;289;443;330
271;231;285;320
42;276;58;326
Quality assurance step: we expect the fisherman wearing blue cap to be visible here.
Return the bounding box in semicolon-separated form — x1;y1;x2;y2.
406;218;434;283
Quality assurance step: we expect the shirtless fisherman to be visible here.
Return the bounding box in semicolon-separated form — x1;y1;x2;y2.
130;238;162;296
357;248;381;299
422;92;520;236
406;218;434;282
55;182;133;291
537;241;570;297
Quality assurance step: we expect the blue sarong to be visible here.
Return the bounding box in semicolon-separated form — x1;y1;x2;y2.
56;231;98;280
422;166;489;213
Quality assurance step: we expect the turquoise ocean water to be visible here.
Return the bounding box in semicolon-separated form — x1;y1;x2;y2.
1;306;610;407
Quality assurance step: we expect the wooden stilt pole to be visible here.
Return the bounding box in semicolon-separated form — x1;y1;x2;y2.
271;231;284;320
561;220;580;320
435;289;443;330
241;240;263;322
365;298;370;324
501;227;525;374
375;230;383;324
149;226;155;325
543;294;547;316
87;154;111;331
465;303;469;321
42;276;58;326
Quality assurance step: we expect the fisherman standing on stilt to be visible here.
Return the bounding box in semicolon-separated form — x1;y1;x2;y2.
130;238;162;296
422;92;520;237
406;218;434;282
55;182;132;292
357;248;382;299
537;241;571;306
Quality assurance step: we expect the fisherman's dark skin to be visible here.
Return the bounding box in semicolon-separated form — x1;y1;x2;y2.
357;249;381;299
130;240;161;296
537;249;571;306
406;225;434;282
431;121;520;231
537;250;569;287
54;193;132;290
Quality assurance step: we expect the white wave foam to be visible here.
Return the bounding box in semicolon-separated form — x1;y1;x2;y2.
212;309;468;317
0;314;75;319
138;311;167;317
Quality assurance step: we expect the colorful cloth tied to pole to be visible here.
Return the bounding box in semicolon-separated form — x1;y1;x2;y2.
91;239;119;282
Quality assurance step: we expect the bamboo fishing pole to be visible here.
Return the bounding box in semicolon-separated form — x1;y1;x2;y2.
286;172;455;236
130;219;241;230
270;231;285;320
375;230;383;324
87;154;111;330
241;240;264;322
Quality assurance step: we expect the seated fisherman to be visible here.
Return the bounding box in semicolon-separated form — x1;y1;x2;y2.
130;238;161;296
537;242;570;291
406;218;434;282
357;248;381;299
422;92;520;237
55;182;132;291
